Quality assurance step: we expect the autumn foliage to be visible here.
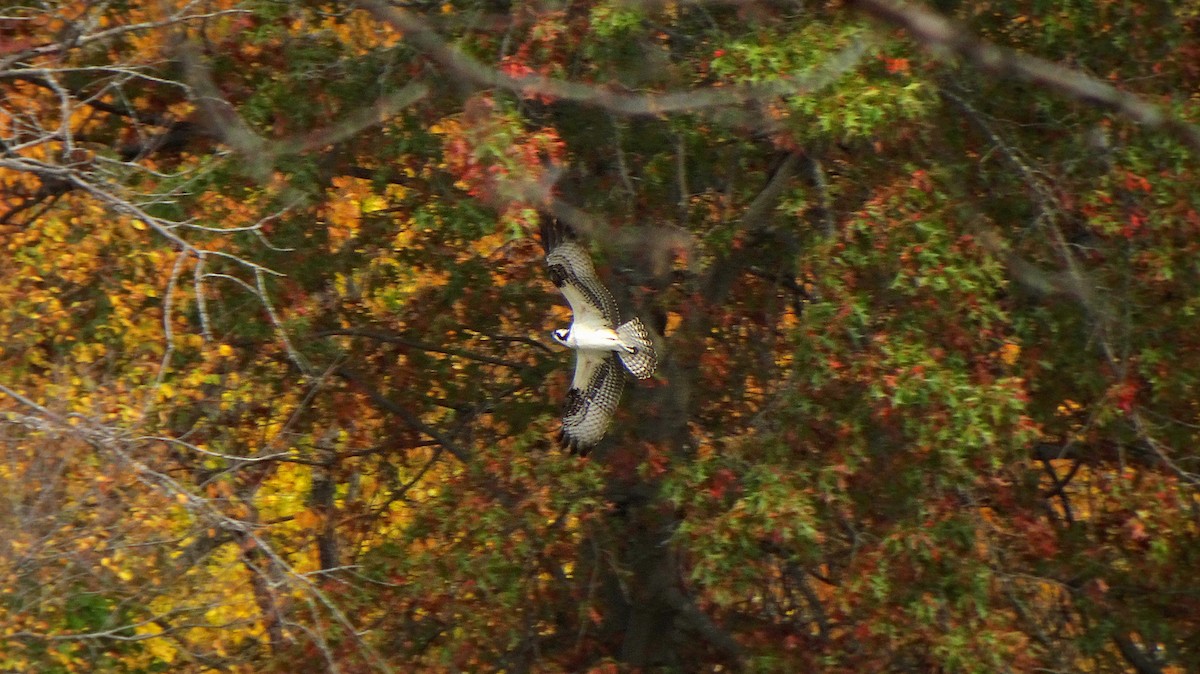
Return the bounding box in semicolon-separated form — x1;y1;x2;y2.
2;0;1200;672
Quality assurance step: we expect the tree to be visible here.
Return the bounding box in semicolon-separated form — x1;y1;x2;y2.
2;0;1199;671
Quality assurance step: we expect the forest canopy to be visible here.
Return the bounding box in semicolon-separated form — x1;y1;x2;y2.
2;0;1199;672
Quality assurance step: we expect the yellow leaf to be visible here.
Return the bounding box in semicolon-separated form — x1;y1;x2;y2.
361;195;387;213
999;342;1021;365
294;508;322;530
665;311;683;335
146;636;177;664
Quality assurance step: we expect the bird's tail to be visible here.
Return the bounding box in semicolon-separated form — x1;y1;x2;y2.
615;318;657;380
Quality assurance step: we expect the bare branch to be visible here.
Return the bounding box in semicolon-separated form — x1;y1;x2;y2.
850;0;1200;154
174;40;273;183
255;267;312;376
0;9;253;73
335;366;473;464
277;83;430;155
665;587;744;664
359;0;871;116
314;328;536;370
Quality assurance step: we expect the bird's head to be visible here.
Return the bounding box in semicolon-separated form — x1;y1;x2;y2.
552;328;570;346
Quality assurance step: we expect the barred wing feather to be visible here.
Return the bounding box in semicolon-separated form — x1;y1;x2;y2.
540;218;620;328
559;352;625;454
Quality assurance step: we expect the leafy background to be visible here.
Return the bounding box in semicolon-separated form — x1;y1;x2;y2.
2;0;1199;671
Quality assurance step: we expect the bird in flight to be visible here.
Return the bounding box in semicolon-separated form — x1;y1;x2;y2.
540;216;657;454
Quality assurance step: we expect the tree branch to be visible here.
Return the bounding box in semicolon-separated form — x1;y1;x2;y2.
1112;631;1165;674
702;152;804;302
850;0;1200;154
313;328;535;370
665;587;745;666
358;0;870;116
334;366;473;463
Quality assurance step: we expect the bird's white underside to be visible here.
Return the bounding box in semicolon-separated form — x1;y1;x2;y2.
557;325;627;352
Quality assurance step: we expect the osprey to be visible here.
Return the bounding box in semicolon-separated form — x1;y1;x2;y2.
540;217;656;453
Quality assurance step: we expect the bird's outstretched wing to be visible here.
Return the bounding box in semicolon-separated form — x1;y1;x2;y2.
540;216;620;328
559;351;625;454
